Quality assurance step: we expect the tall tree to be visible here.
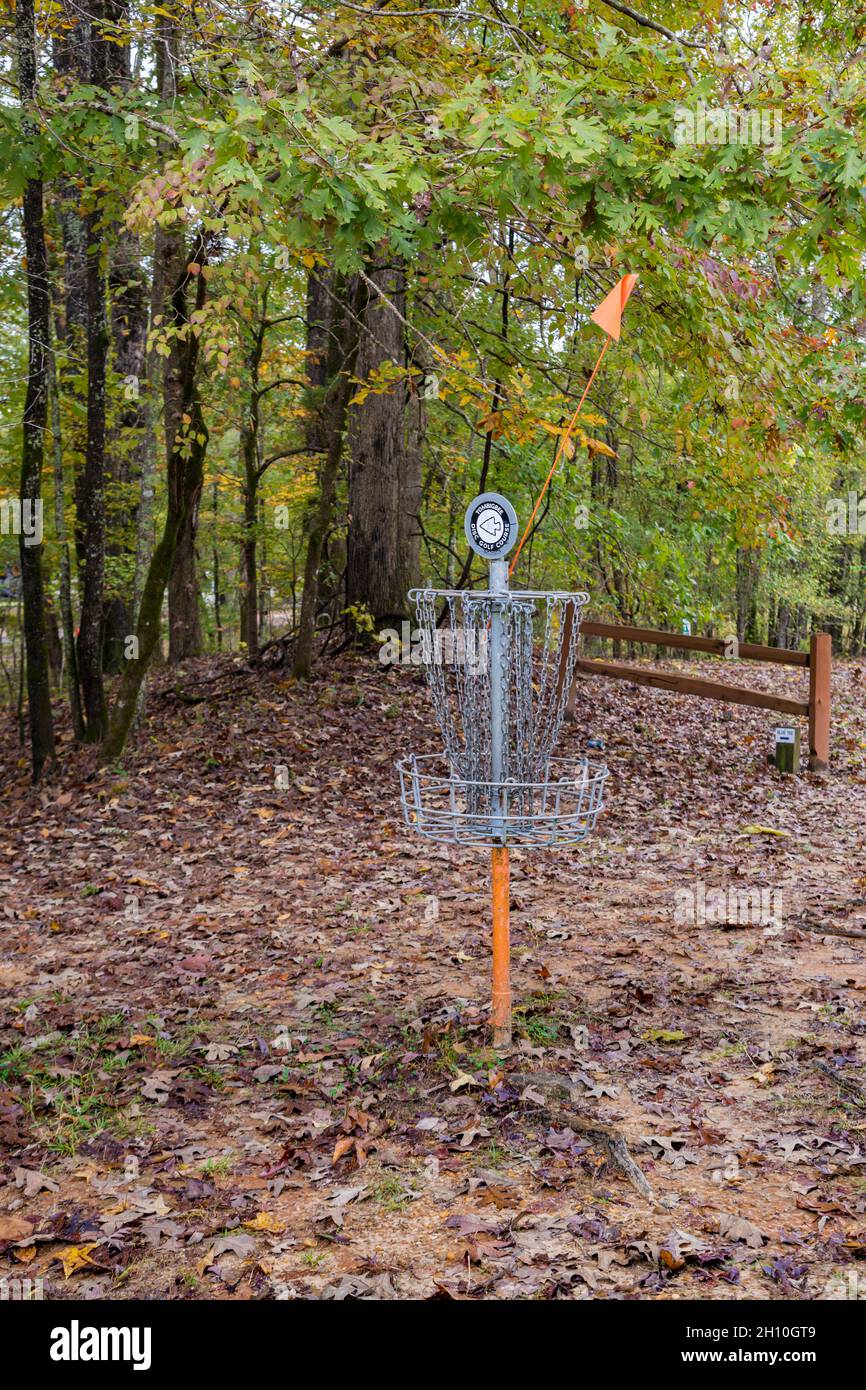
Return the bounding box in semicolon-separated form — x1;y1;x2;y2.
76;0;110;739
293;275;360;679
103;1;149;673
16;0;56;780
166;224;205;664
347;255;419;622
103;239;209;759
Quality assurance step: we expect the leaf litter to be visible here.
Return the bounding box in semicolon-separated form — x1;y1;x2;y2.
1;651;866;1299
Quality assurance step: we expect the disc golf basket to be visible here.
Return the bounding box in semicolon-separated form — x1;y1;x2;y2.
397;492;608;1048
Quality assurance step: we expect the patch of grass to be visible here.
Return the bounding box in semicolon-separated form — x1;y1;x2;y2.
480;1140;507;1168
513;993;567;1046
1;1012;153;1155
199;1156;232;1177
373;1173;416;1213
300;1250;327;1269
152;1022;208;1058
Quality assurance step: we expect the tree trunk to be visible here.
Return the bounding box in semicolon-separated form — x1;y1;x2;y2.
825;540;850;654
166;273;204;665
77;196;109;739
146;22;203;667
212;476;222;651
53;12;89;577
402;357;424;604
103;236;148;671
48;339;85;738
101;6;147;673
103;244;209;759
239;313;266;658
736;547;761;642
241;462;259;656
305;268;332;453
16;0;56;781
293;277;359;679
347;254;415;623
69;1;111;739
163;228;204;663
168;495;203;662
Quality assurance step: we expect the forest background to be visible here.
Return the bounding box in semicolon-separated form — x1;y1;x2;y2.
2;0;865;781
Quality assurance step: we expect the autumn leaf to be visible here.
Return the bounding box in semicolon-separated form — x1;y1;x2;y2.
750;1061;776;1086
244;1211;287;1235
58;1244;98;1279
642;1028;687;1043
0;1215;35;1243
332;1135;355;1164
449;1070;477;1092
736;825;791;839
586;437;617;457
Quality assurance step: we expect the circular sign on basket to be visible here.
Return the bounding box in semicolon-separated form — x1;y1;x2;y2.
464;492;518;559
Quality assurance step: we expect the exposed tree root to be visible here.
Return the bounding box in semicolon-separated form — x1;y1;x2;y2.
794;919;866;941
814;1060;866;1108
509;1070;655;1203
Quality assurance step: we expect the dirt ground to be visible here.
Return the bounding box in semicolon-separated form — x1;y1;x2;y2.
2;650;866;1300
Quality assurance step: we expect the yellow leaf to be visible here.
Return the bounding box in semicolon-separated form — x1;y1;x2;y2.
244;1211;287;1235
13;1245;36;1264
750;1061;776;1086
642;1028;687;1044
128;1033;155;1046
737;825;791;838
586;437;617;457
58;1243;98;1279
449;1070;477;1093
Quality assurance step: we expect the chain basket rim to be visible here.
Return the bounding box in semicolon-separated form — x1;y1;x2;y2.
408;586;591;605
396;752;608;848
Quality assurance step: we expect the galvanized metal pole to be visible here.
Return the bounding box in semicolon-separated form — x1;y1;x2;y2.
489;557;511;1048
489;557;508;835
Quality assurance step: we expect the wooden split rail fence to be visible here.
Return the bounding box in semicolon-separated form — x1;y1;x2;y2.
558;617;831;773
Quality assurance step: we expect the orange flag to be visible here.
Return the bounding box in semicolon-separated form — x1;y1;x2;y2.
590;273;639;341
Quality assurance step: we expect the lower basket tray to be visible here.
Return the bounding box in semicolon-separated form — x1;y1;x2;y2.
396;752;608;847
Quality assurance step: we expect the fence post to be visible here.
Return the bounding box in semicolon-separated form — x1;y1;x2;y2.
808;633;831;773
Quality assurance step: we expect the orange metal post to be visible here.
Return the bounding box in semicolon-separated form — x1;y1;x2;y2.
491;846;511;1049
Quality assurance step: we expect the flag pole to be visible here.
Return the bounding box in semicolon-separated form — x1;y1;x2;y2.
509;336;611;578
509;272;637;580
